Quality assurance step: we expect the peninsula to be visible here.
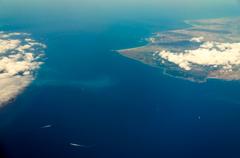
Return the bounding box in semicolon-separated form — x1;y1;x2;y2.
117;17;240;82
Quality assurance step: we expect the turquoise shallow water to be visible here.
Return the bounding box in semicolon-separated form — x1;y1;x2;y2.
1;1;240;158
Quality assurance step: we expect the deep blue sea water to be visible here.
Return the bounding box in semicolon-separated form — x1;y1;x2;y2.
1;4;240;158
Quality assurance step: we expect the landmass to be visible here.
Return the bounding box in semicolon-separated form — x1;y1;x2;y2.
0;32;46;107
117;17;240;82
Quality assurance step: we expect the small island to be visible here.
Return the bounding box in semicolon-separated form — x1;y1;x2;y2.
117;17;240;82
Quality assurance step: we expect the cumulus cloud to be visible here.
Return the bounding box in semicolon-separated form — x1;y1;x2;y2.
0;32;46;107
190;37;204;43
158;39;240;71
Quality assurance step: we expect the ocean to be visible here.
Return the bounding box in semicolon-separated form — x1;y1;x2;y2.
1;1;240;157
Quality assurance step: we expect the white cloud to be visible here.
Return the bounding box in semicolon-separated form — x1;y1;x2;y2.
190;36;204;43
158;39;240;71
0;32;46;107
